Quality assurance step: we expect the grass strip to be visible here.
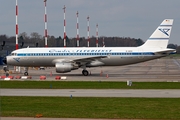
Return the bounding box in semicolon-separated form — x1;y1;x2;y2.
0;81;180;89
1;96;180;119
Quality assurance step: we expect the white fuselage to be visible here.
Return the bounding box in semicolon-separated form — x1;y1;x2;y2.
7;47;166;67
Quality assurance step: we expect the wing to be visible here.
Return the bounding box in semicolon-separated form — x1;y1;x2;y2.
52;55;108;67
74;56;107;62
73;56;108;67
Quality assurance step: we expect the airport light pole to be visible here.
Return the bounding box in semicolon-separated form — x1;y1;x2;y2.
96;24;98;47
103;37;105;47
76;11;79;47
87;16;90;47
44;0;48;47
15;0;18;50
63;5;66;47
15;0;21;73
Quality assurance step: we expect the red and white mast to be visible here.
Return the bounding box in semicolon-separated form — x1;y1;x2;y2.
102;37;105;47
15;0;18;50
63;5;66;47
76;11;79;47
87;16;90;47
96;24;98;47
44;0;48;47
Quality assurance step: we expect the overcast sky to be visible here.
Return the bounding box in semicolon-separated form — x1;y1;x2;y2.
1;0;180;45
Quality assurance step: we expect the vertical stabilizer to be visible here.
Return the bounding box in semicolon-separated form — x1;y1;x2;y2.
141;19;173;49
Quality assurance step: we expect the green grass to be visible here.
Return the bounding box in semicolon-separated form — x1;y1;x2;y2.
1;81;180;119
1;96;180;119
1;81;180;89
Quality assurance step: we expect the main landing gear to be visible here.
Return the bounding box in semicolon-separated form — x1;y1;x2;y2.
82;70;89;76
81;65;89;76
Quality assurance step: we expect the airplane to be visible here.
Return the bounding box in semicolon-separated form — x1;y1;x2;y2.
6;19;175;76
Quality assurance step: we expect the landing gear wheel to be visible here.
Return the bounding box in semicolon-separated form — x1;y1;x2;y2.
82;70;89;76
24;72;28;76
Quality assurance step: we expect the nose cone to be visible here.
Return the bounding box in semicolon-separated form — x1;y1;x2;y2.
2;57;7;64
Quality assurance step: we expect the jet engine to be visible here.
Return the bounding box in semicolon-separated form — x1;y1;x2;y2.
55;63;78;73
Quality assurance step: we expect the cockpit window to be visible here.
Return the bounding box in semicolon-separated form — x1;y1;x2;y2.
11;53;17;56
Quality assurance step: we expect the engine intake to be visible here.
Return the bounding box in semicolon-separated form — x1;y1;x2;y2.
55;63;72;73
55;62;79;73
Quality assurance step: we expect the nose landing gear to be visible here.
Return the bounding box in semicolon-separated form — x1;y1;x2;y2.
24;67;29;76
24;72;28;76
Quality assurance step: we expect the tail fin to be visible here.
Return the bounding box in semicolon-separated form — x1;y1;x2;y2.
141;19;173;49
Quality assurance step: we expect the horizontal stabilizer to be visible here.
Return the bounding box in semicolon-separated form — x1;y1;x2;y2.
155;49;176;55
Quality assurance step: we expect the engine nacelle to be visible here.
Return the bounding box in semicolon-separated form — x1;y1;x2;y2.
55;62;79;73
55;63;72;73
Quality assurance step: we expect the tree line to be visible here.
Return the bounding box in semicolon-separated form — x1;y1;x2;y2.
1;32;180;54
